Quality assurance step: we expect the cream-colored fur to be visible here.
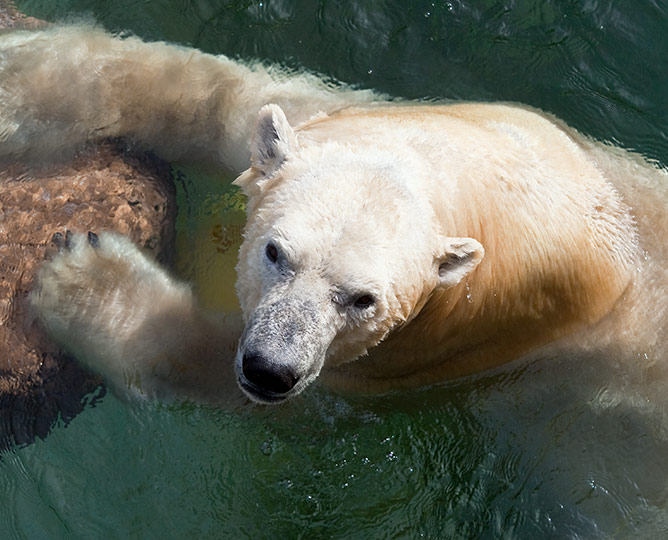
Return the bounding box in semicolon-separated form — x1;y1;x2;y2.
0;24;378;172
32;232;243;404
235;103;657;401
11;25;667;405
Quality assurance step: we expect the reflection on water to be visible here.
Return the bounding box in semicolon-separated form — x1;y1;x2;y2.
5;0;668;537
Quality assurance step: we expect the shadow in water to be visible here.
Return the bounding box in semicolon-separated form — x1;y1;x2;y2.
0;354;104;450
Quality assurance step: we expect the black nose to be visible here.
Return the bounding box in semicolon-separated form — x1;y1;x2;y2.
242;353;299;395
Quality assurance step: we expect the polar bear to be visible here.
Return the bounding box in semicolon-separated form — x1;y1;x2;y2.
3;25;667;405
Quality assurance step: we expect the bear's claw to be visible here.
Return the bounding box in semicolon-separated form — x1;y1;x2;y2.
87;231;100;248
51;231;64;249
51;230;76;251
51;230;100;251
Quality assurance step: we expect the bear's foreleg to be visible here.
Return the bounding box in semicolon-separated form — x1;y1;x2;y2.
31;232;242;404
0;25;378;172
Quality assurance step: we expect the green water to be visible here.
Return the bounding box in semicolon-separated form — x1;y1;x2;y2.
4;1;668;538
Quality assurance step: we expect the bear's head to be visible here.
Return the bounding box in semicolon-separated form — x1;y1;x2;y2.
232;105;484;403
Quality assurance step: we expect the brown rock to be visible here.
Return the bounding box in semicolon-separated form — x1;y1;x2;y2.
0;144;176;446
0;0;44;29
0;2;177;447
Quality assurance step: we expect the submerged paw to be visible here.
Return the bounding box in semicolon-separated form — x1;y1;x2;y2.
32;230;149;324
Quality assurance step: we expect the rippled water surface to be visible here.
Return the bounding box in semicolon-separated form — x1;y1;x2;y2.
5;1;668;538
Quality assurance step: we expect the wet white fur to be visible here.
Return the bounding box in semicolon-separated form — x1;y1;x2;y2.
10;25;668;406
31;232;243;404
0;23;378;173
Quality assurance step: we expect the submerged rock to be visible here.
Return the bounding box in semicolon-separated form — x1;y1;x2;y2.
0;142;176;446
0;0;43;29
0;0;176;449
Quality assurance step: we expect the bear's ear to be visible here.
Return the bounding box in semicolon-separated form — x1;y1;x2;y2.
249;103;296;177
435;237;484;289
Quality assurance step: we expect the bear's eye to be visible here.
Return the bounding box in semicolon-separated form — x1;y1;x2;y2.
265;242;279;263
353;294;375;309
